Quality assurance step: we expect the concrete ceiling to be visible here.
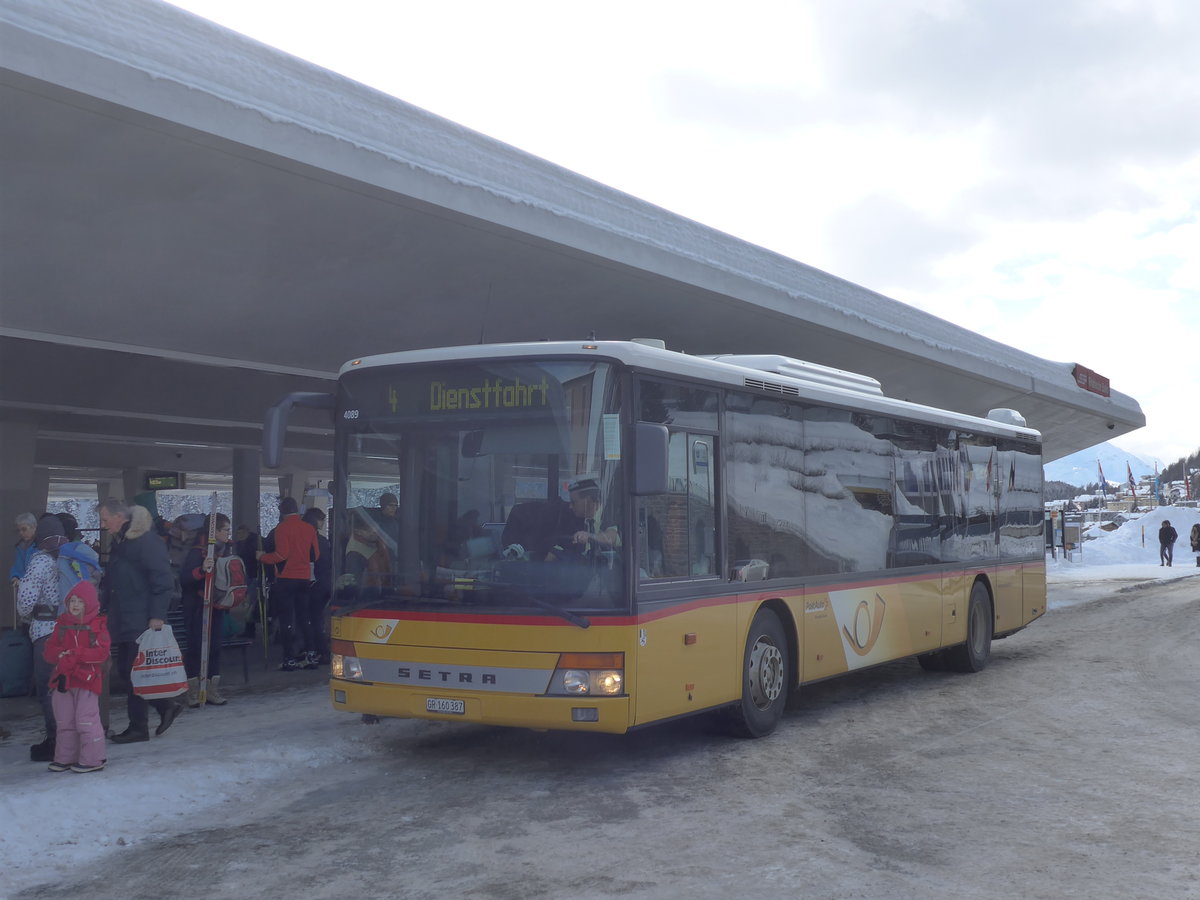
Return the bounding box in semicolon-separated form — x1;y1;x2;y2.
0;0;1145;489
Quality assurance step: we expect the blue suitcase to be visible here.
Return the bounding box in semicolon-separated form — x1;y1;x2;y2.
0;628;34;698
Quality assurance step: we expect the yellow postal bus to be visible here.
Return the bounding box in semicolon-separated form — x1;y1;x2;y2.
265;339;1045;737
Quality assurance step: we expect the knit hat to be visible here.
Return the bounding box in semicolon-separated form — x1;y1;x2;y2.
33;514;67;552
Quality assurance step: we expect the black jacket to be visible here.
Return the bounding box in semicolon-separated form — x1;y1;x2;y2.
1158;525;1178;546
103;506;176;642
312;534;332;589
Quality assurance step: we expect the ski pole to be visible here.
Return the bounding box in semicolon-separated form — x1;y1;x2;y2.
257;532;270;669
198;493;218;707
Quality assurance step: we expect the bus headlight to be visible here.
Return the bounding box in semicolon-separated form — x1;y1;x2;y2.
331;653;364;680
547;653;624;696
562;670;590;694
331;639;364;680
593;670;623;694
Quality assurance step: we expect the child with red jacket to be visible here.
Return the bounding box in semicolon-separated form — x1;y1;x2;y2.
43;581;111;773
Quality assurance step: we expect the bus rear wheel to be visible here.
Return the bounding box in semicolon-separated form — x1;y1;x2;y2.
943;581;992;673
727;607;789;738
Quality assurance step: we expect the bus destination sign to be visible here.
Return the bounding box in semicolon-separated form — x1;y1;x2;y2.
343;365;562;422
425;376;550;413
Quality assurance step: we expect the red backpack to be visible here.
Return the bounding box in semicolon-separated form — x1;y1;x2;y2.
212;554;248;609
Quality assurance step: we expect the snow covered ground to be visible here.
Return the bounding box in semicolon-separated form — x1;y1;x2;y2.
2;506;1198;897
1046;504;1200;608
0;673;363;898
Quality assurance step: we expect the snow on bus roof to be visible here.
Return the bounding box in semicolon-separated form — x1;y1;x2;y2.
340;340;1042;442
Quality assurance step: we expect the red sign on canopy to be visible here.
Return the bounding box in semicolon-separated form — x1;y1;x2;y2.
1072;364;1110;397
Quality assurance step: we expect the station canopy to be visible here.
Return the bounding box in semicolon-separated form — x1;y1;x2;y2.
0;0;1145;484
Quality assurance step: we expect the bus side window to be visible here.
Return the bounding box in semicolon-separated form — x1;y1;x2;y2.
639;431;716;580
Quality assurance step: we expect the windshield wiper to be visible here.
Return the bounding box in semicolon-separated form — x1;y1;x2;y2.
518;595;590;629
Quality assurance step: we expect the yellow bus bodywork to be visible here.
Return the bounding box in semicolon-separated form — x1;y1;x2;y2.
329;562;1045;733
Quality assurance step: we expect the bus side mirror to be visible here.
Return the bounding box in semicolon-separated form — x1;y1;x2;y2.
631;423;669;495
263;392;335;468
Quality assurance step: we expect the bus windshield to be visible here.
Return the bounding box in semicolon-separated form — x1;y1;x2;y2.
333;358;626;619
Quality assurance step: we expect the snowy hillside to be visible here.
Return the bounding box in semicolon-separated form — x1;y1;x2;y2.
1043;441;1158;488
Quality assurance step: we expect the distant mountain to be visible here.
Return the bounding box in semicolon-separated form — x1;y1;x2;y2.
1043;442;1159;488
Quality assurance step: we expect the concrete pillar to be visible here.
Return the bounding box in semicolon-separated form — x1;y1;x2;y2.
121;468;142;504
0;422;39;626
31;468;50;510
233;448;261;534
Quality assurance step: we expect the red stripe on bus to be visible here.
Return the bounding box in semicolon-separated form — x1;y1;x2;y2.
343;563;1042;628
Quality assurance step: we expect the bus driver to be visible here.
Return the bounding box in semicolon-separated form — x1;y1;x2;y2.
552;478;619;559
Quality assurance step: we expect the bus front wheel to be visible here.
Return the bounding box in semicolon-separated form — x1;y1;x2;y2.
727;607;789;738
943;581;993;673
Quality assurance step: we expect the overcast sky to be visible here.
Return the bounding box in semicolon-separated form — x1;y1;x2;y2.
167;0;1199;464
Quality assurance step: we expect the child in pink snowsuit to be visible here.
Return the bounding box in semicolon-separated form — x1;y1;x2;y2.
43;581;111;773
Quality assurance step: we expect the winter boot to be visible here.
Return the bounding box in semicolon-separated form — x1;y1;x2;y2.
185;677;201;708
29;737;55;762
155;699;182;736
205;675;228;706
110;726;149;744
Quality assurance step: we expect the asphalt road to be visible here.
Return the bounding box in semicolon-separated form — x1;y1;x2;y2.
10;574;1200;900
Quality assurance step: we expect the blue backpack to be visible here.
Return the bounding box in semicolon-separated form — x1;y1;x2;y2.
57;541;102;605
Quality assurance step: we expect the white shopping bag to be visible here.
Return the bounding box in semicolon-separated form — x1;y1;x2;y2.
130;625;187;699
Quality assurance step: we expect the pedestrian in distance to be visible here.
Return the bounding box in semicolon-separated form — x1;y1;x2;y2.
16;514;69;761
373;492;400;558
180;513;234;707
10;511;38;590
1191;522;1200;568
302;507;332;665
338;510;391;607
257;497;320;671
233;524;261;632
98;499;183;743
44;581;111;773
54;511;111;734
1158;519;1177;567
372;494;400;585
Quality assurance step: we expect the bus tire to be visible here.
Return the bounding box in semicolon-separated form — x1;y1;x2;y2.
943;580;992;673
727;607;789;738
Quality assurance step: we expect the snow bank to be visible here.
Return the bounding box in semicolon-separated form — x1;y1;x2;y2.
1056;505;1200;567
0;682;378;896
